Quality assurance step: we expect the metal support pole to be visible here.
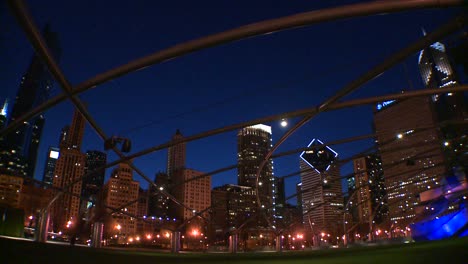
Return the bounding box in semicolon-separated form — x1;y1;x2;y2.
35;210;49;243
275;234;282;252
171;231;181;253
91;222;104;248
229;234;238;253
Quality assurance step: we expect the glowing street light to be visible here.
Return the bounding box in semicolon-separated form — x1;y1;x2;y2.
165;232;170;238
397;133;403;139
280;119;288;127
115;224;122;231
146;234;152;240
191;229;200;237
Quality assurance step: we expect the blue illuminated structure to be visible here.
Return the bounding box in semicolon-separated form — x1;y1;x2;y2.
410;176;468;241
376;100;396;111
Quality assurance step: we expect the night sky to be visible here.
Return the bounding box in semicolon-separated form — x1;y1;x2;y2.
0;1;464;204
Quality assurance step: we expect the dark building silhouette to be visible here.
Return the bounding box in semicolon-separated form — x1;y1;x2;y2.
0;25;60;178
274;176;286;220
148;172;171;217
80;150;106;215
210;184;255;246
42;146;60;187
167;129;185;178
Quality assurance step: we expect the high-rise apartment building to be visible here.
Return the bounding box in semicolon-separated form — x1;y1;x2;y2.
51;110;86;232
167;129;186;178
299;139;343;242
373;96;446;229
1;25;60;178
104;162;139;237
80;150;106;214
352;154;387;225
237;124;275;224
42;147;60;187
172;168;211;221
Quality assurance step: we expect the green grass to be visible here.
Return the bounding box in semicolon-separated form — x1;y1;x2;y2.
1;237;467;264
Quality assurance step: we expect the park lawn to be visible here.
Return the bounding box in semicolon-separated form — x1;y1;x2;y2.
1;236;467;264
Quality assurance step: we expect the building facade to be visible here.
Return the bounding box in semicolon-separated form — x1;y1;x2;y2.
352;154;388;225
42;147;60;187
148;172;171;218
299;139;343;243
104;162;139;238
51;110;86;232
237;124;275;225
0;174;23;208
172;168;211;221
0;25;60;178
80;150;106;214
167;129;186;178
373;96;446;229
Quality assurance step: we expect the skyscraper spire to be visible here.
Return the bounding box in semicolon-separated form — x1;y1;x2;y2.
421;27;427;36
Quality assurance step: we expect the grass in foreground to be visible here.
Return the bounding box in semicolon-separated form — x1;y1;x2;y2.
1;237;467;264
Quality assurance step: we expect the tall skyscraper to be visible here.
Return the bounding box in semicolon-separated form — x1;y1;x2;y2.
104;162;139;238
42;147;60;187
373;96;446;230
1;25;61;178
167;129;186;178
51;109;86;232
80;150;106;214
299;139;343;242
418;31;459;101
418;36;467;176
237;124;275;224
352;154;388;225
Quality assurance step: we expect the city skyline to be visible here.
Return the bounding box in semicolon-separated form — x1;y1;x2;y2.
0;0;466;254
0;1;466;203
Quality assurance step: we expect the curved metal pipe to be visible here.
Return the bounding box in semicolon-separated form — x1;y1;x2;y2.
1;0;463;138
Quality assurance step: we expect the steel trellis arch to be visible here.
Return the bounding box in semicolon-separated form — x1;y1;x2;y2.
0;0;463;138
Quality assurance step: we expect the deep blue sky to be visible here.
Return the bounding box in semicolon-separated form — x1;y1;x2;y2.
0;1;464;204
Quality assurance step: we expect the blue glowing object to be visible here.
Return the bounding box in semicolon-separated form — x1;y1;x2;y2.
411;207;468;241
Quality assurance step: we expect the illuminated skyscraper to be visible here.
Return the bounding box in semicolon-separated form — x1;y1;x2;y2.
1;25;60;178
104;162;139;238
352;154;387;225
167;129;186;178
237;124;275;224
418;31;458;101
374;96;445;230
418;35;467;175
299;139;343;242
42;147;60;187
51;109;86;231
